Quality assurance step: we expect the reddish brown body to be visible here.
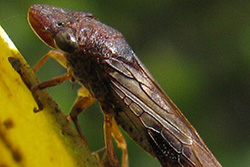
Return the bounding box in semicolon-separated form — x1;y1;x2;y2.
28;5;222;167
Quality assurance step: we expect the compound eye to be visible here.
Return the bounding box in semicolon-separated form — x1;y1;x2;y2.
56;22;64;27
54;29;78;53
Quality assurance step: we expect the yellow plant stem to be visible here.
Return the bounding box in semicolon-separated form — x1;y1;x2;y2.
0;26;100;167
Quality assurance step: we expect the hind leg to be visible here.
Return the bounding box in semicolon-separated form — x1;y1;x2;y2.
103;114;128;167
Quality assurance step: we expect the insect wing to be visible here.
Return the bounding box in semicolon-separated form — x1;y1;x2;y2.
103;56;220;167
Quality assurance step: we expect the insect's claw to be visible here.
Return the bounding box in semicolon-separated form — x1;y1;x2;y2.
33;107;41;113
31;91;44;113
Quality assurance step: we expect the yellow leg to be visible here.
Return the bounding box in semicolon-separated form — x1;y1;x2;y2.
103;115;128;167
68;87;96;144
104;114;120;167
31;72;72;91
30;50;69;111
111;118;128;167
31;50;71;91
30;71;72;112
32;50;67;72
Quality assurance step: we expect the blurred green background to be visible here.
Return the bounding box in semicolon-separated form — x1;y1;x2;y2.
1;0;250;166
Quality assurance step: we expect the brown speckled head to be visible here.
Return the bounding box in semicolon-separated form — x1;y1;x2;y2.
28;4;95;49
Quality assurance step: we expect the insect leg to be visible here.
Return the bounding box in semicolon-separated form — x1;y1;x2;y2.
32;50;67;72
111;117;128;167
27;50;70;112
30;72;72;112
68;87;96;144
31;72;72;91
104;114;120;167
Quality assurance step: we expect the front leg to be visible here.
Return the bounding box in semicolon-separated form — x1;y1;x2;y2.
31;72;72;112
31;72;72;91
30;50;70;112
32;50;67;72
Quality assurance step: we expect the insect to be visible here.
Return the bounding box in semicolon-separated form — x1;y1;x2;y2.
27;4;222;167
